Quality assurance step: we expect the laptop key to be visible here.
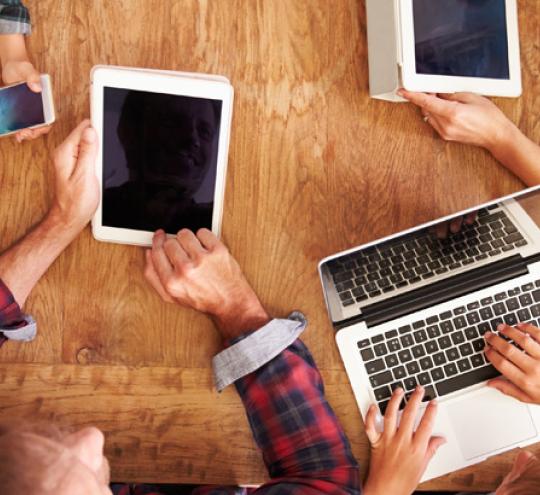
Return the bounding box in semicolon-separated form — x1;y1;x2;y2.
519;293;533;307
506;298;520;311
440;321;454;334
444;363;458;377
374;386;392;401
504;313;518;327
472;338;485;353
446;348;459;361
371;334;384;344
412;345;426;358
339;291;352;301
465;327;478;340
493;302;507;315
398;325;412;334
440;311;452;320
387;339;401;352
427;326;440;338
404;377;417;391
453;306;466;316
398;349;413;363
422;386;437;402
370;371;393;388
400;334;414;347
393;366;407;380
471;354;485;368
480;297;494;306
531;304;540;318
466;311;481;325
406;361;420;375
374;343;388;357
453;316;467;329
417;372;431;386
517;308;532;322
357;339;370;349
414;329;428;343
438;336;452;349
480;307;494;319
433;352;446;366
431;367;445;382
385;354;399;368
457;358;472;372
451;331;465;345
360;348;375;361
425;341;439;354
378;400;390;415
419;356;434;370
436;365;500;397
459;343;474;357
365;359;385;375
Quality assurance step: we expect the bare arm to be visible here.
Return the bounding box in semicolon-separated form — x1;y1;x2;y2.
0;121;99;307
399;90;540;187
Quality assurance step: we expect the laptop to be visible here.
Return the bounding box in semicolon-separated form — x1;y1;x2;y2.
319;187;540;481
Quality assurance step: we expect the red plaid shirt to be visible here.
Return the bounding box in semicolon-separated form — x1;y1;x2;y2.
0;281;360;494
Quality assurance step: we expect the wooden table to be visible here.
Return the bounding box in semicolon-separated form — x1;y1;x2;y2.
0;0;538;491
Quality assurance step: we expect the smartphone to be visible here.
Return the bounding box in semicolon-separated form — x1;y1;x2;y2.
0;74;55;138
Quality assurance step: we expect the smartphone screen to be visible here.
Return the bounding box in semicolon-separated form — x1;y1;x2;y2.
0;83;45;135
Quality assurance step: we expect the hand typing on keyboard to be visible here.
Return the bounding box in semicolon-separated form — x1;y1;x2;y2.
363;386;446;495
429;212;478;239
485;323;540;405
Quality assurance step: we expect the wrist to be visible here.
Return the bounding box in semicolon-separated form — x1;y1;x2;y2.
0;34;29;67
212;297;271;341
44;206;87;243
485;118;521;159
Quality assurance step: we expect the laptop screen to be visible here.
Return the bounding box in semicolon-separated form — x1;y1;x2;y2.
322;188;540;320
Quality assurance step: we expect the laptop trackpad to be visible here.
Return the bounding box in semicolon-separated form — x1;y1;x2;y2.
447;388;537;460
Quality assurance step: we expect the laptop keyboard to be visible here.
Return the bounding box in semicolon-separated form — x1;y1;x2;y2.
358;279;540;414
329;206;527;308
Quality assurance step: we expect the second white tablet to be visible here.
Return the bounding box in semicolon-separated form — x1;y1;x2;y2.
91;66;234;246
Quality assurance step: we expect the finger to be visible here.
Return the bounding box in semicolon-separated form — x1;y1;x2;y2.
26;70;42;92
414;400;439;447
398;89;457;118
422;435;447;471
163;237;190;268
433;222;450;240
438;92;481;104
464;211;478;225
196;228;221;251
500;324;540;359
487;377;534;403
517;323;540;344
177;229;206;259
398;385;425;437
54;120;92;176
144;250;175;303
484;336;528;386
73;127;99;179
485;330;535;372
449;217;464;234
151;230;174;283
14;129;31;143
426;115;452;140
383;387;404;436
364;404;382;445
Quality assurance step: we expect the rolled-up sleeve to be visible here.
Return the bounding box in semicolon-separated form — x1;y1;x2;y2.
0;1;31;35
0;279;36;347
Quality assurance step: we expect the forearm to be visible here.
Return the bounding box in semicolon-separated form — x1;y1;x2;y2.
0;210;80;307
489;122;540;187
0;33;27;66
235;339;360;494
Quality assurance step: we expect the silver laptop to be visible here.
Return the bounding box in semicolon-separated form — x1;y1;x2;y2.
319;187;540;481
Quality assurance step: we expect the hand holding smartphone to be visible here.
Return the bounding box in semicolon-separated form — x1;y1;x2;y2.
0;74;55;139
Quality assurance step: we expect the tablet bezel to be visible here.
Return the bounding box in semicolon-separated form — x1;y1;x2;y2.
400;0;522;97
90;66;234;246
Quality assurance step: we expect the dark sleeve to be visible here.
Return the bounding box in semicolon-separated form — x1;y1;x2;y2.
0;1;31;35
232;340;360;495
0;278;26;348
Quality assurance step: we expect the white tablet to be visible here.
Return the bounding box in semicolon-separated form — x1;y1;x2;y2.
400;0;522;97
90;65;234;246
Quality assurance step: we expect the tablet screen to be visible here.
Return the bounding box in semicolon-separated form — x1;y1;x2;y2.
101;87;222;234
413;0;510;79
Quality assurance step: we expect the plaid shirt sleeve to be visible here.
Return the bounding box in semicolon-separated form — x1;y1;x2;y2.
0;0;31;35
0;278;26;348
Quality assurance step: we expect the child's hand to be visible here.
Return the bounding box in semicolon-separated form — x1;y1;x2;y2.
363;386;446;495
2;60;51;142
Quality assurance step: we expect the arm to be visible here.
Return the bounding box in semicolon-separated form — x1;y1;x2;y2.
0;0;50;142
0;120;98;318
398;90;540;187
143;230;360;494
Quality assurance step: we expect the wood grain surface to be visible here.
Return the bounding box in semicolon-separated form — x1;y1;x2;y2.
0;0;538;491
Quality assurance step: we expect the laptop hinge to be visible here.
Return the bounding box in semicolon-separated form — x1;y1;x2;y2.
361;254;527;328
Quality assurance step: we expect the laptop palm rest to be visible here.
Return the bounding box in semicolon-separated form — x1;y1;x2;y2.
446;388;537;460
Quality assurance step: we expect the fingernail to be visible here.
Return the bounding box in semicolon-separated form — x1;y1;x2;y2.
431;399;438;406
484;332;493;340
498;324;506;332
394;387;403;395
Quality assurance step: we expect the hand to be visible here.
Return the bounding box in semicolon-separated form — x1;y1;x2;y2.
49;120;99;233
363;386;446;495
430;211;478;239
2;59;51;142
485;323;540;404
144;229;270;340
398;90;515;153
495;450;540;494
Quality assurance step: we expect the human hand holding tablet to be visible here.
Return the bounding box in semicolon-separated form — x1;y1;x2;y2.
91;66;234;246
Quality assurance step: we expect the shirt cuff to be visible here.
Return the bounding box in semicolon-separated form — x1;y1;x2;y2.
212;311;307;392
0;20;31;35
1;314;36;342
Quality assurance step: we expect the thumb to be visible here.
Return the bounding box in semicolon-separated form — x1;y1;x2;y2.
487;378;533;404
26;71;42;93
77;127;99;169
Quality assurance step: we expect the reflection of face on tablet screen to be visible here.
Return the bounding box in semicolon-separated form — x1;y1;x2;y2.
102;87;222;234
413;0;510;79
